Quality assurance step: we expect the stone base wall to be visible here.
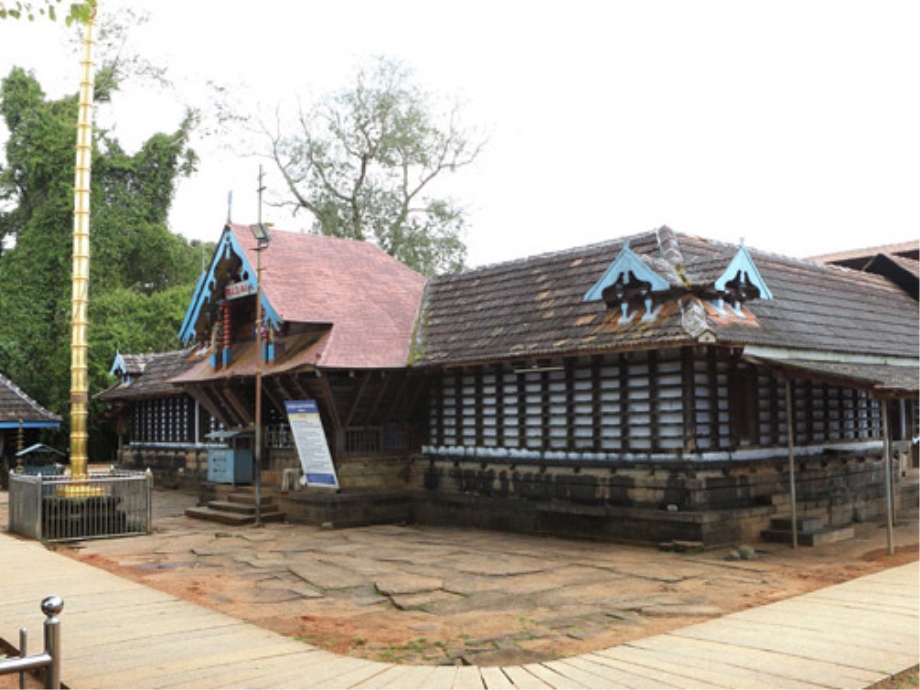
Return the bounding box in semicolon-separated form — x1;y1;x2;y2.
408;451;899;546
129;443;911;548
277;490;415;527
116;446;208;492
263;449;413;493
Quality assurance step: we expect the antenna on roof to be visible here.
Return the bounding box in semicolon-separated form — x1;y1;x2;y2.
227;190;233;223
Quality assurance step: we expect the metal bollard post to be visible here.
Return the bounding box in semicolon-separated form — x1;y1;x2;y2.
41;596;63;690
145;468;154;534
19;628;27;690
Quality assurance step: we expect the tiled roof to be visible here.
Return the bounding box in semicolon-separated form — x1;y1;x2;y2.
96;349;200;402
170;331;330;384
744;356;919;394
115;354;150;376
229;225;427;369
413;229;919;367
0;373;62;426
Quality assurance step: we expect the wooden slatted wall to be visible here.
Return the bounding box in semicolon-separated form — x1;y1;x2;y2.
428;346;885;455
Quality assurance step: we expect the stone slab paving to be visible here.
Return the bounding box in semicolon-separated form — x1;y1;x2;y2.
0;531;916;689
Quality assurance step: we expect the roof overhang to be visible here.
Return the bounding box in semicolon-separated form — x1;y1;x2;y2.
743;348;919;398
0;421;61;430
16;443;66;457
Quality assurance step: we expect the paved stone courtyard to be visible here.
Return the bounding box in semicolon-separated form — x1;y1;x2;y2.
3;488;917;667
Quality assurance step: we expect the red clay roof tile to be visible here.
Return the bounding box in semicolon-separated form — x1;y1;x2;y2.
229;225;426;369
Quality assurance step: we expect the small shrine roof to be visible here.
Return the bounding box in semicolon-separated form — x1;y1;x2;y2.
96;349;200;402
0;373;62;428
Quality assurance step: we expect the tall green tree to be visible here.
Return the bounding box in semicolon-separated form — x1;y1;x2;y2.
0;0;94;25
0;66;206;459
269;56;484;276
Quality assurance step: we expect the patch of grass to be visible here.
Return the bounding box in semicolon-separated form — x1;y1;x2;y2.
370;637;444;664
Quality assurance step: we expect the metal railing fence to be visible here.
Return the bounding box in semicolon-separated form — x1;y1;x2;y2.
0;595;63;689
9;470;152;542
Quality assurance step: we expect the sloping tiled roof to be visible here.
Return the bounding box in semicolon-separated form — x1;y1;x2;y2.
114;353;150;377
96;349;201;402
170;331;330;384
744;356;919;394
0;373;62;427
227;225;427;369
413;229;919;367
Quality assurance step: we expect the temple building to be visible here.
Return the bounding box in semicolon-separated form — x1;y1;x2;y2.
97;225;919;545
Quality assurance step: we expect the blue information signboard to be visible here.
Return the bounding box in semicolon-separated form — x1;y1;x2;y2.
284;400;339;489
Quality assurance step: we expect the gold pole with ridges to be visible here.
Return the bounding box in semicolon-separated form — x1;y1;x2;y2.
69;5;96;481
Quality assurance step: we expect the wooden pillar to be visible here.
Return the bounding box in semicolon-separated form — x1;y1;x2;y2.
785;379;798;549
618;353;630;453
882;399;894;557
681;347;698;454
648;350;660;451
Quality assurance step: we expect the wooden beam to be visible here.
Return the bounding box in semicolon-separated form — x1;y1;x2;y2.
494;364;505;447
221;385;253;427
186;384;233;429
367;371;393;428
474;368;484;447
706;347;720;449
540;368;551;451
649;350;660;451
565;358;576;453
344;371;372;429
317;373;342;432
433;372;444;446
389;372;412;426
592;354;603;454
260;376;286;417
681;347;698;454
769;373;781;446
516;367;527;450
785;379;798;550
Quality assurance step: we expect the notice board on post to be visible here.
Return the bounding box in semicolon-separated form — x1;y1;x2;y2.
284;400;339;489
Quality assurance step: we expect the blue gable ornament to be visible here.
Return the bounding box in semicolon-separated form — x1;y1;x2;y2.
711;239;773;316
584;241;671;323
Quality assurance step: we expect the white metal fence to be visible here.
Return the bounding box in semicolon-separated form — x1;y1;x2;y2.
8;470;152;542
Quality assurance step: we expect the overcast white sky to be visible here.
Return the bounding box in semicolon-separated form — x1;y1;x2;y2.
1;0;917;268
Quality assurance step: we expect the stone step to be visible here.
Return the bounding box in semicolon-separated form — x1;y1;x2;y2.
206;500;277;515
184;505;286;526
227;491;278;507
769;516;824;533
761;525;855;547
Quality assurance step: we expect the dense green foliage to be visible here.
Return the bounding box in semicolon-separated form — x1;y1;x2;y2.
0;67;209;459
271;57;483;277
0;0;95;26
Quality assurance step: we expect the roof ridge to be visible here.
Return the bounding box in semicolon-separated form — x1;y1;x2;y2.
446;228;664;277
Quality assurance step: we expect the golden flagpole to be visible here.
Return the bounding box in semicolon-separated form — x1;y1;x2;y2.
69;3;96;481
